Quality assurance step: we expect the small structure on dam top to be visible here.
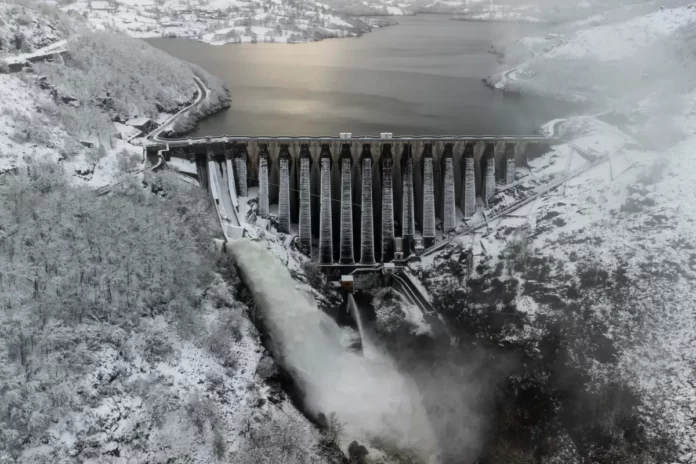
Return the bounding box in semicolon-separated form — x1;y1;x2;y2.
147;133;559;265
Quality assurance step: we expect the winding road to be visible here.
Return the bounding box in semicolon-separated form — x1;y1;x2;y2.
146;75;208;143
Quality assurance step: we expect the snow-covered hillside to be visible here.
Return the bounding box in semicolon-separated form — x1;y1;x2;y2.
0;3;335;463
47;0;370;44
487;3;696;118
424;0;543;20
394;3;696;461
0;2;230;186
0;1;74;57
0;167;334;463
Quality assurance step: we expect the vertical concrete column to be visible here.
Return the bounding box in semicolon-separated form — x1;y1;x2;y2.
205;143;215;194
422;144;436;247
515;140;528;172
381;144;395;262
401;144;415;256
298;144;312;256
319;145;333;264
289;143;300;225
278;144;291;234
234;143;248;197
484;143;496;204
443;144;456;233
359;144;375;265
223;141;234;161
339;144;354;265
258;144;270;218
196;156;209;192
494;140;506;181
462;144;476;218
505;143;516;185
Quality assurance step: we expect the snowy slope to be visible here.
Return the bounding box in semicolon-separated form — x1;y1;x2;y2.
545;5;696;61
0;2;231;189
50;0;370;44
0;4;330;462
410;4;696;460
513;118;696;461
0;2;74;57
487;4;696;109
412;113;696;460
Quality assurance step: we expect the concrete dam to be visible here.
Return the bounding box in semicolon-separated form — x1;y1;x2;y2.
146;135;559;264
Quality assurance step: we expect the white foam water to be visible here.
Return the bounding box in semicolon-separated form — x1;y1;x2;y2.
230;240;438;460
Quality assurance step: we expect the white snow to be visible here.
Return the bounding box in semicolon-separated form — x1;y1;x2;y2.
1;39;68;65
546;6;696;62
56;0;369;45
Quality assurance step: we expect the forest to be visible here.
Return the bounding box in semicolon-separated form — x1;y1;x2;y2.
0;166;287;460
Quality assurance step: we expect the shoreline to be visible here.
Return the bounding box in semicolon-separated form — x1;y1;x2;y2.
450;16;545;24
123;11;549;48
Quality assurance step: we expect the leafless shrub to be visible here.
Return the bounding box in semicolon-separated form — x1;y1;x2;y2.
116;149;141;173
319;412;343;449
236;413;312;464
504;229;531;271
207;325;238;370
146;383;179;428
185;394;219;436
143;329;176;364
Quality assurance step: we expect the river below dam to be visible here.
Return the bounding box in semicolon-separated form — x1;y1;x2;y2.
149;15;574;136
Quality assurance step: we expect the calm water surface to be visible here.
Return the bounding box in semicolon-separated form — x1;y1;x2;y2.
149;16;571;136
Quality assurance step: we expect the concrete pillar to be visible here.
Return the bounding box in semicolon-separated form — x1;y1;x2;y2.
381;144;395;262
484;143;496;204
234;143;248;197
401;144;415;256
278;144;291;234
443;144;456;233
319;145;333;264
289;144;299;225
462;144;476;218
505;143;516;185
515;141;528;167
422;144;436;247
196;156;209;192
360;144;375;265
258;144;270;218
339;144;354;265
494;141;506;182
298;144;311;256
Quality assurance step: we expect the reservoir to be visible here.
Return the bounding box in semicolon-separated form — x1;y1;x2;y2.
149;15;570;136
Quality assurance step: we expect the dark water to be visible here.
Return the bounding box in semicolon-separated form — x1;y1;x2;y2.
149;15;572;136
